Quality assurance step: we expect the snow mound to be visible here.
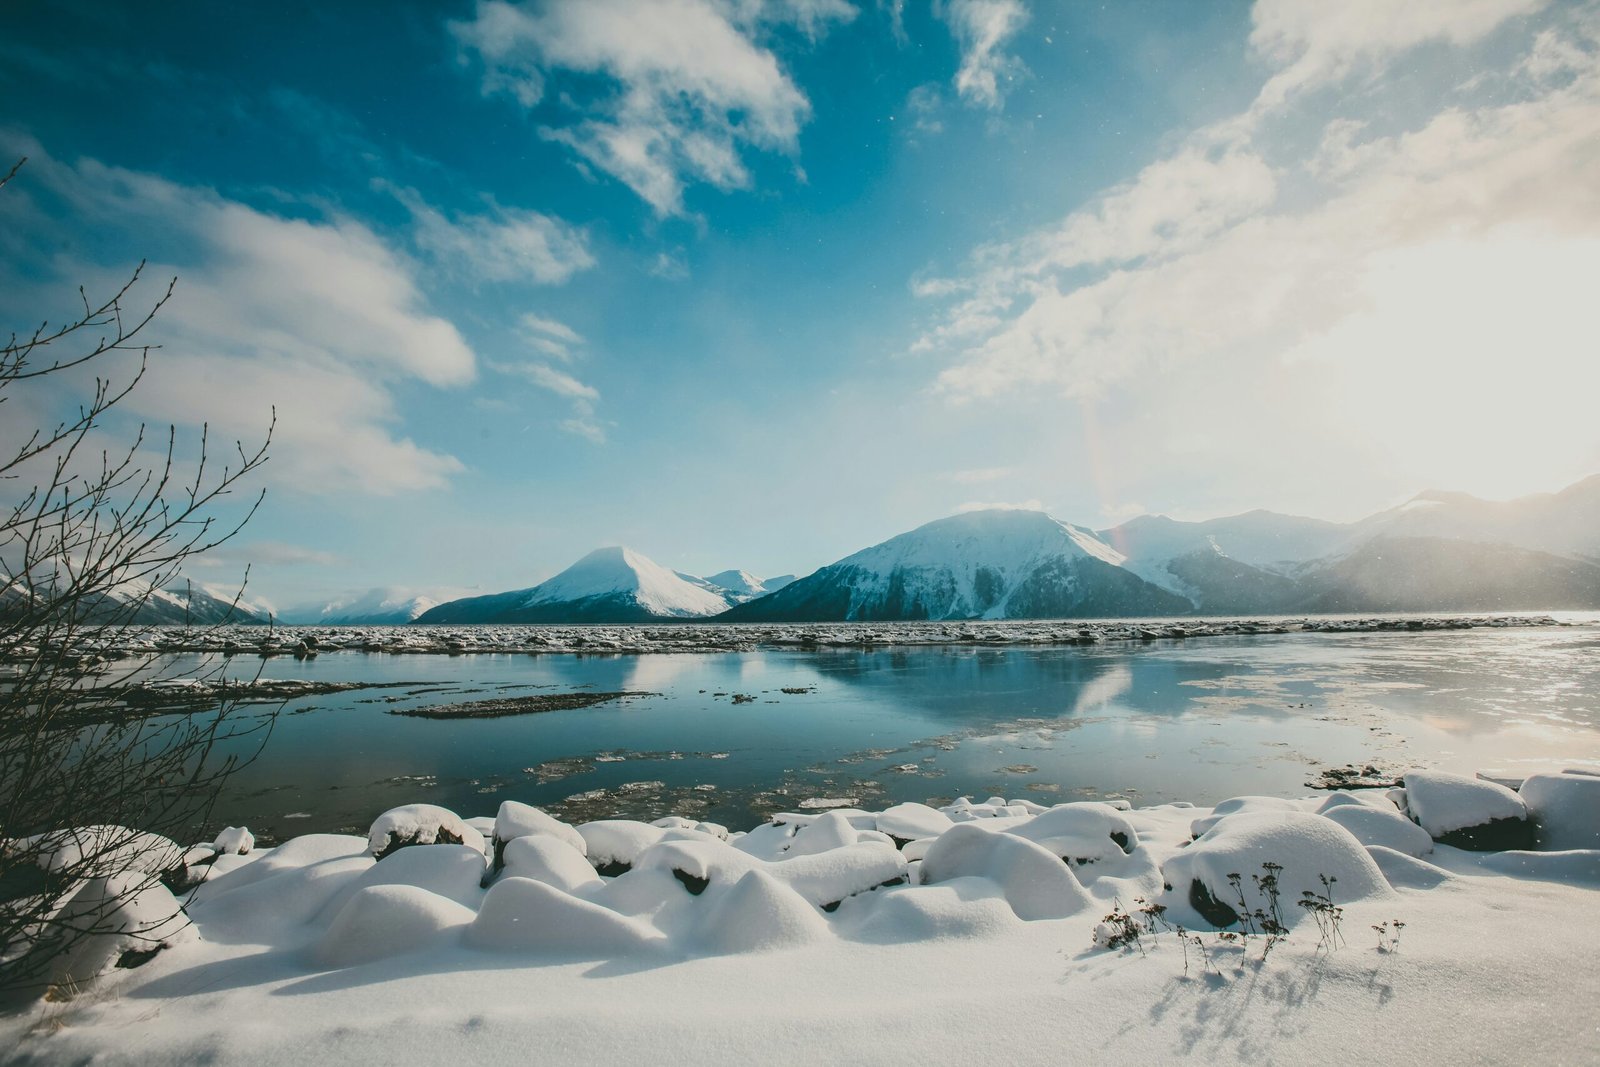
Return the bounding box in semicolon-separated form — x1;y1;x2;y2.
190;854;373;943
780;810;863;857
578;820;667;873
1006;802;1140;864
367;804;485;860
876;802;954;843
1365;846;1456;890
315;884;474;968
11;826;185;879
1318;804;1434;858
324;844;486;917
845;878;1021;942
467;876;663;957
28;873;195;990
767;842;907;910
500;834;602;894
493;801;586;864
1518;772;1600;850
1190;796;1302;839
696;869;832;954
1162;811;1393;929
919;823;1091;920
1401;770;1532;848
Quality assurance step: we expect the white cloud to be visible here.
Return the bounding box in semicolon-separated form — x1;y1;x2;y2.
1;148;477;496
451;0;850;215
383;182;594;285
941;0;1028;109
1249;0;1549;113
915;11;1600;509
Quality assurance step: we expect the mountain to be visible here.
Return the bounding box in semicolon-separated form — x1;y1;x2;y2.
720;509;1192;622
288;587;454;626
416;547;734;624
1297;536;1600;612
1346;477;1600;562
697;570;797;604
0;575;268;626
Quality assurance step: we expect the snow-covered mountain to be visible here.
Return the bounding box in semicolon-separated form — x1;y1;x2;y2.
721;509;1192;622
0;574;268;626
287;587;455;626
416;547;734;624
697;569;797;604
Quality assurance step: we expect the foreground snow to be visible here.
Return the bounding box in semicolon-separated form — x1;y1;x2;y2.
6;774;1600;1065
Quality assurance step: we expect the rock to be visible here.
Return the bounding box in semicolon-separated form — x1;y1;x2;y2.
1400;770;1535;850
1161;811;1392;930
1519;771;1600;850
367;804;486;861
920;823;1091;921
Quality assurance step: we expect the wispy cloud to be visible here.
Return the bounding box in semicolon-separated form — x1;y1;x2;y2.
915;3;1600;504
0;141;476;496
490;311;608;441
941;0;1028;109
449;0;853;216
380;181;594;285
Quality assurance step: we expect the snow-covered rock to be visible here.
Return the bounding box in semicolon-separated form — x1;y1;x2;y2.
212;827;254;856
1400;770;1534;849
492;801;586;866
1317;804;1434;858
578;820;667;874
500;835;603;894
25;873;196;990
325;844;486;915
1161;812;1392;929
11;826;185;879
875;802;955;844
1005;802;1139;864
1519;771;1600;850
919;823;1091;921
367;804;485;860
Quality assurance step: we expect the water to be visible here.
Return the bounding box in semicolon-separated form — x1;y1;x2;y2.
167;624;1600;841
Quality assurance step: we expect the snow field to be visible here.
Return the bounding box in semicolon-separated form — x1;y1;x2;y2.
8;766;1600;1064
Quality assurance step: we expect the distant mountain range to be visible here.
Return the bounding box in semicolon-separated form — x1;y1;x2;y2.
0;576;268;627
418;474;1600;623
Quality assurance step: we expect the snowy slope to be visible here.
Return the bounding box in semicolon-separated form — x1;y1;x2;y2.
699;570;798;604
528;548;730;617
417;548;730;624
722;509;1190;622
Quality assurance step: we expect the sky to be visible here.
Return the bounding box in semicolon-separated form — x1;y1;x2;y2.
2;0;1598;613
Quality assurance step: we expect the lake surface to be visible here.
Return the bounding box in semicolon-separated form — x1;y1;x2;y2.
173;622;1600;842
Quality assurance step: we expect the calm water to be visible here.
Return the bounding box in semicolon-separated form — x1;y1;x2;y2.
168;623;1600;841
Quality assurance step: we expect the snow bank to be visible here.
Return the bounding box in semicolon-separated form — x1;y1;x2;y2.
325;843;486;916
920;823;1091;920
1161;811;1392;929
1518;771;1600;850
466;876;663;957
1189;797;1302;839
10;826;185;879
1400;770;1533;848
578;820;667;873
368;804;486;860
315;884;475;968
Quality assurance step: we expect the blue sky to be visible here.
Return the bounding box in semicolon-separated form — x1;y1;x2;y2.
3;0;1598;611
